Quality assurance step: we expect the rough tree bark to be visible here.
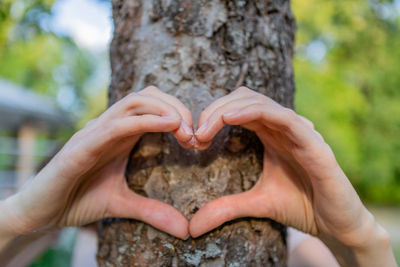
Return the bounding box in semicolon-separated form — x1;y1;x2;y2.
97;0;295;266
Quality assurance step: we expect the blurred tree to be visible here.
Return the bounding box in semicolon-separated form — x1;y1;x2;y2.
97;0;294;265
293;0;400;204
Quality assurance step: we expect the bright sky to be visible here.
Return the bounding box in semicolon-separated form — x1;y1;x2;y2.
51;0;112;52
48;0;112;112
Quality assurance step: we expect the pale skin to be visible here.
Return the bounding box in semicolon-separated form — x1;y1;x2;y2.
0;86;396;266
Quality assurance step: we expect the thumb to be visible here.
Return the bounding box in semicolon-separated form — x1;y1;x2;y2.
189;188;271;238
108;186;189;240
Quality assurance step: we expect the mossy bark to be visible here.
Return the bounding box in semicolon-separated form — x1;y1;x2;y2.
97;0;296;266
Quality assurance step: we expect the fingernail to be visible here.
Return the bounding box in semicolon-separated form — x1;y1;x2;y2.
195;120;208;136
189;136;196;146
181;121;193;136
223;109;240;117
189;136;201;149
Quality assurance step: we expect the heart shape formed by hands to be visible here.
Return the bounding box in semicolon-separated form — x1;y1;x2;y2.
116;85;365;249
4;85;372;251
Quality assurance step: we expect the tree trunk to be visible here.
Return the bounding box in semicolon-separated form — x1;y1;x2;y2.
97;0;295;266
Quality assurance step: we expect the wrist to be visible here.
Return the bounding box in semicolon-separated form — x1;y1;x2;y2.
320;212;396;267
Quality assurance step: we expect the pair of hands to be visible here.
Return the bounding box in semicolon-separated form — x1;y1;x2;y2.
0;86;393;265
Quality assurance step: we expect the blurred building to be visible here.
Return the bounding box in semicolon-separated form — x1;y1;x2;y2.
0;78;73;198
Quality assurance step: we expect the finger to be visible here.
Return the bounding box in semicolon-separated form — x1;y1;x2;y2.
75;115;181;160
195;96;265;143
197;87;258;128
109;187;189;240
189;190;268;238
73;94;187;141
298;115;314;129
222;103;320;148
297;115;325;142
177;137;211;151
177;139;194;150
96;93;193;143
194;140;213;151
119;94;193;143
139;86;193;128
139;86;195;148
171;120;194;147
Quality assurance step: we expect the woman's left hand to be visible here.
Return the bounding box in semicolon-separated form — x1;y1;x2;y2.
0;86;193;246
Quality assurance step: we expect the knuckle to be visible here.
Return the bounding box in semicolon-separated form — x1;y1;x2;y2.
167;106;181;118
235;86;251;94
209;107;227;124
236;86;258;96
261;95;272;104
141;85;159;95
70;129;85;140
214;105;226;116
250;94;267;104
251;103;265;117
284;108;299;121
84;118;97;128
283;109;300;131
126;91;139;99
121;92;143;110
104;120;119;140
299;115;315;129
123;92;140;104
309;121;315;129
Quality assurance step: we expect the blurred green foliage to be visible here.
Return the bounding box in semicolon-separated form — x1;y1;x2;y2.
293;0;400;204
30;228;77;267
0;0;95;118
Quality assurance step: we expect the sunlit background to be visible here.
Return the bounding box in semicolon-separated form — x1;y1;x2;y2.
0;0;399;265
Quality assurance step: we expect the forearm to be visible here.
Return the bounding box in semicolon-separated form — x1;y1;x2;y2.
0;200;19;251
320;220;397;267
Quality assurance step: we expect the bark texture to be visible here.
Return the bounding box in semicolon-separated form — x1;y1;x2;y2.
98;0;296;266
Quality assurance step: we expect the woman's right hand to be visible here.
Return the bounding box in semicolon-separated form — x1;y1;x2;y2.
0;86;193;248
191;87;396;267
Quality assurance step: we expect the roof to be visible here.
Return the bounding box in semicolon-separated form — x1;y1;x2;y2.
0;79;73;129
